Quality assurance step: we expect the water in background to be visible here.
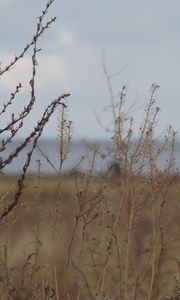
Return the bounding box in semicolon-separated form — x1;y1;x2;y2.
1;139;180;175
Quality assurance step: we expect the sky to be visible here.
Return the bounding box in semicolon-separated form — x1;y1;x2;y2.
0;0;180;140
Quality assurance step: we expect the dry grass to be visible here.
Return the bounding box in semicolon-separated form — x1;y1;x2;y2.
0;173;179;299
0;1;180;299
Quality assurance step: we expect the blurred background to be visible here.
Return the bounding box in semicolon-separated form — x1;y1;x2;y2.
0;0;180;173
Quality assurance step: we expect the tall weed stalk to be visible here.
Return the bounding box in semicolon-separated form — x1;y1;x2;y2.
0;1;179;300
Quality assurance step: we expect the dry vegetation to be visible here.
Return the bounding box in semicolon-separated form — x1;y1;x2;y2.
0;1;180;299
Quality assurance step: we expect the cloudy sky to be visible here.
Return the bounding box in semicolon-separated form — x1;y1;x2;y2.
0;0;180;140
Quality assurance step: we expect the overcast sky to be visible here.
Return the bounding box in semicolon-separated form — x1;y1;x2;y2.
0;0;180;140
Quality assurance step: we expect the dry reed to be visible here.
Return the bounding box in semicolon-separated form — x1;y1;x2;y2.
0;1;179;300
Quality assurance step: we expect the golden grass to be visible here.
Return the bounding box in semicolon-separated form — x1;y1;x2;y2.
0;174;180;299
0;2;179;298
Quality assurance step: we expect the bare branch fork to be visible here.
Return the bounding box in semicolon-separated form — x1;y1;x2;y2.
0;94;70;222
0;0;71;221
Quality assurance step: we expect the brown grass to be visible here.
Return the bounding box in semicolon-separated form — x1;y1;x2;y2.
0;173;179;299
0;1;180;299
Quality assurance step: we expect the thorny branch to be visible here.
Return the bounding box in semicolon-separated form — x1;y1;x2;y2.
0;94;70;222
0;0;71;220
0;0;56;77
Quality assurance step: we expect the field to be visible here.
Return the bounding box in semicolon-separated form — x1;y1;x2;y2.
0;173;180;299
0;1;180;299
